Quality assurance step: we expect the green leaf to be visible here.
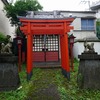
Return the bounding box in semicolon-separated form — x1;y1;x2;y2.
4;0;43;26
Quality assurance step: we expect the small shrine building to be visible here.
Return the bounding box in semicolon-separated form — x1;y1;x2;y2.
18;11;74;80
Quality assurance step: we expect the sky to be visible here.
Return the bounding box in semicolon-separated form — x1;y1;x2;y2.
38;0;99;11
7;0;99;11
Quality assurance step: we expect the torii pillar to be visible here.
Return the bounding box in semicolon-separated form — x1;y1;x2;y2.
18;16;74;81
27;34;33;80
60;22;71;80
27;22;33;80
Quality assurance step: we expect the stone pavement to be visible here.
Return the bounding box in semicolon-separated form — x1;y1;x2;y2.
26;84;60;100
25;69;61;100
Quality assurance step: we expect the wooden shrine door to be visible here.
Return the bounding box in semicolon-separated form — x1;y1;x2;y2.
33;35;59;62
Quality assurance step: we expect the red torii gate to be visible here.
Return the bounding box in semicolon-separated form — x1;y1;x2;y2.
18;15;74;80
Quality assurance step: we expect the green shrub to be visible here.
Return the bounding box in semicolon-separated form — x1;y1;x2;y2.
0;32;7;43
74;58;79;63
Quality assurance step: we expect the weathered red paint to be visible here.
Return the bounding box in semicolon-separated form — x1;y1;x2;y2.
33;52;58;62
22;52;25;62
16;36;23;72
26;22;33;75
46;52;59;62
27;34;33;74
20;19;74;35
18;45;22;72
19;18;74;80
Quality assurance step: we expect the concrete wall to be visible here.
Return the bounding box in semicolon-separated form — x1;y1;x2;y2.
73;42;84;59
61;11;96;18
73;41;100;59
72;18;96;40
61;11;96;39
61;11;99;59
73;31;96;39
0;1;15;37
96;9;100;18
72;18;81;30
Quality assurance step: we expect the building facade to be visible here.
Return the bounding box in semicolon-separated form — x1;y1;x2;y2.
0;0;15;37
91;1;100;18
60;11;98;59
90;1;100;39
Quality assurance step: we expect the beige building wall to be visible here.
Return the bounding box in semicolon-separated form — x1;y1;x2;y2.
73;41;100;59
72;18;81;30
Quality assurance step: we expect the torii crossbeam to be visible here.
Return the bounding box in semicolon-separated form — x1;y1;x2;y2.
18;11;75;81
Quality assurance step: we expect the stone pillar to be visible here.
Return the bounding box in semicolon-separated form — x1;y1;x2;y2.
0;54;20;91
77;52;100;89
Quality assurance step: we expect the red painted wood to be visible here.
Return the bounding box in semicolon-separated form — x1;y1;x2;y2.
22;52;25;62
31;29;63;34
19;18;74;23
18;45;22;72
19;18;74;35
18;17;75;79
61;22;70;72
31;23;63;28
60;35;65;68
33;51;59;62
27;34;33;74
20;26;27;31
46;52;58;61
33;52;45;62
63;34;70;72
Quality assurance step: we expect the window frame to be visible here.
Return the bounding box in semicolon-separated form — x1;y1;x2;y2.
81;18;95;31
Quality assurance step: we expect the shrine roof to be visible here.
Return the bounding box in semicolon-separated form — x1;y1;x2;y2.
18;11;75;20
